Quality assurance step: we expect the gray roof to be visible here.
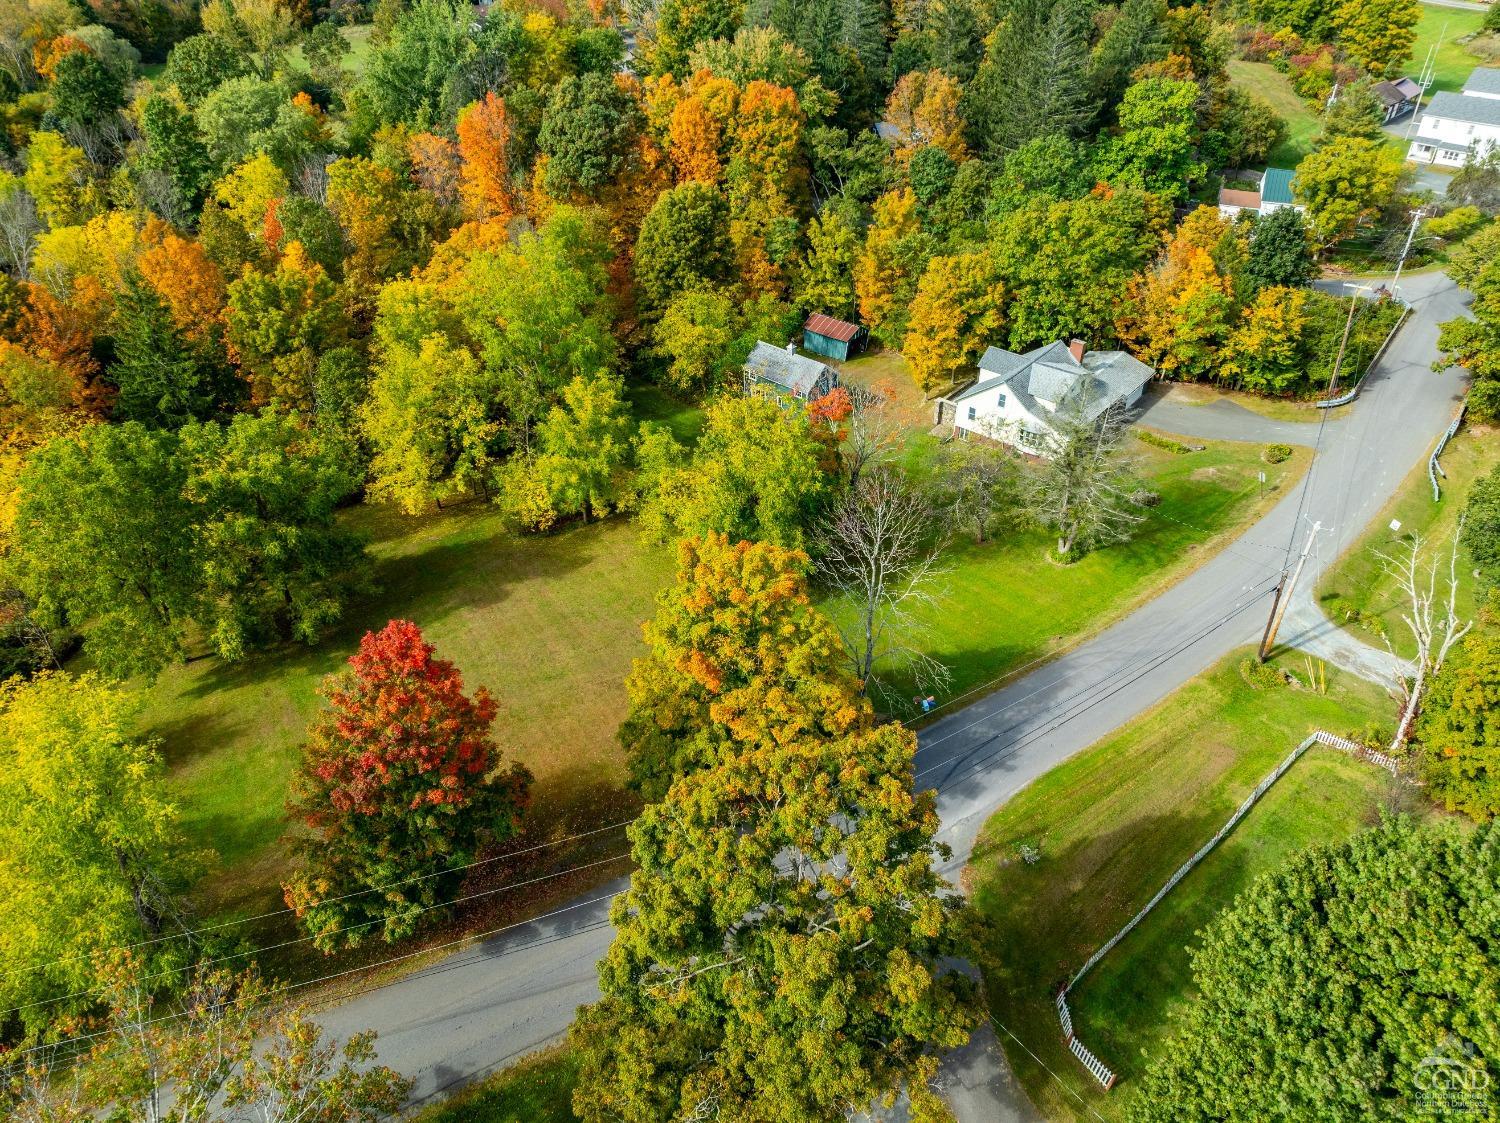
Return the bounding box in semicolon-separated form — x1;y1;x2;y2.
956;340;1153;422
1464;68;1500;98
1374;78;1420;106
1424;91;1500;129
745;341;831;396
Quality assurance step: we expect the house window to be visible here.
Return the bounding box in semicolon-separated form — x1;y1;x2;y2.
1018;427;1045;451
997;393;1007;408
967;406;976;421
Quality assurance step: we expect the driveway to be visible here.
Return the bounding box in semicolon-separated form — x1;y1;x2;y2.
314;270;1471;1120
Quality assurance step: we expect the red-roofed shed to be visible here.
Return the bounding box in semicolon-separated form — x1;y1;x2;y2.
802;313;867;361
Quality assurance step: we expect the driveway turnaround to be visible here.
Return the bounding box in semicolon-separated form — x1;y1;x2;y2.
315;270;1471;1119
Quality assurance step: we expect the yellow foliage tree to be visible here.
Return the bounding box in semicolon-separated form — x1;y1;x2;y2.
1119;243;1236;381
882;69;968;161
904;252;1007;396
213;152;289;237
855;188;924;346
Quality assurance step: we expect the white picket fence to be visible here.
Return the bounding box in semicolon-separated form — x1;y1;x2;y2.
1052;730;1403;1090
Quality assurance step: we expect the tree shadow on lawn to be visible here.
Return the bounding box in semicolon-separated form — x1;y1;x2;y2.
172;521;605;705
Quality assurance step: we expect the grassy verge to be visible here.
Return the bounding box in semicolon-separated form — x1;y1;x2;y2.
1153;380;1346;423
1316;424;1498;658
1227;60;1318;167
413;1046;579;1123
968;647;1408;1121
848;435;1311;711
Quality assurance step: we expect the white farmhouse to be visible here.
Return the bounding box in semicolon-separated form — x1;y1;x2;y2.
1407;67;1500;168
941;339;1155;455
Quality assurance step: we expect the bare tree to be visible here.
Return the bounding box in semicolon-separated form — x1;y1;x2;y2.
0;182;39;279
1379;524;1473;753
815;467;949;705
1025;400;1145;557
840;381;906;489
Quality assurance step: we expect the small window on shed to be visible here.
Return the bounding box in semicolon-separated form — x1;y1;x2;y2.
967;406;976;420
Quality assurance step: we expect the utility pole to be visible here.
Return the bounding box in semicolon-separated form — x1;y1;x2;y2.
1391;207;1426;290
1259;521;1322;662
1326;284;1371;395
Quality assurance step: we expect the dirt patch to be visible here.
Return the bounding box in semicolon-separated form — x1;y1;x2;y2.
1191;466;1223;481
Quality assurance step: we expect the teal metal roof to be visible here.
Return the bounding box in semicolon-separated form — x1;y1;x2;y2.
1261;167;1296;205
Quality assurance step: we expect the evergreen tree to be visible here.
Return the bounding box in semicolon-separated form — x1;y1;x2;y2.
1131;817;1500;1121
110;274;239;429
1088;0;1166;115
968;0;1097;157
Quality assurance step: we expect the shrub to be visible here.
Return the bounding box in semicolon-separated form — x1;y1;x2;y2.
1239;656;1284;689
1263;443;1293;463
1136;429;1198;454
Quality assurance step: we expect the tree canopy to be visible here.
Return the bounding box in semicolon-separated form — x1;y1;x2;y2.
1132;817;1500;1122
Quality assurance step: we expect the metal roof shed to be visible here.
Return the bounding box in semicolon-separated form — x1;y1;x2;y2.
801;313;866;361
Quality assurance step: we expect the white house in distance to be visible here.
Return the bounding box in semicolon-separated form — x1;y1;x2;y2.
743;340;839;403
1408;67;1500;167
941;339;1155;455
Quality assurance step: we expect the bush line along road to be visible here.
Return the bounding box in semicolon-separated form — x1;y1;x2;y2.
313;269;1470;1116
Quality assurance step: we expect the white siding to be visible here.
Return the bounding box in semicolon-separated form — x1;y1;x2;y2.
950;382;1049;448
1409;116;1500;166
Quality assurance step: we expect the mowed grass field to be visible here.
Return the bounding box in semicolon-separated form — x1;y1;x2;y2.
968;648;1407;1121
1412;3;1497;94
1227;59;1320;167
1317;424;1498;659
842;432;1312;710
143;506;675;917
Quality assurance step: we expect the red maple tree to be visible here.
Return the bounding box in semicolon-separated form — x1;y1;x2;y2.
284;619;531;950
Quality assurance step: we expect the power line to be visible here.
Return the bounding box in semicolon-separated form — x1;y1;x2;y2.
12;889;622;1062
0;850;632;1021
5;817;637;983
916;574;1280;793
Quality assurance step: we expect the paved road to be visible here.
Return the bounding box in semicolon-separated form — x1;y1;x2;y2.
315;271;1471;1118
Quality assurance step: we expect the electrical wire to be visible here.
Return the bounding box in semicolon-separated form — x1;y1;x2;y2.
4;816;637;983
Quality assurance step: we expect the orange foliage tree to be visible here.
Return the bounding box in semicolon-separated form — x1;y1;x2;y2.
138;234;228;345
456;92;516;225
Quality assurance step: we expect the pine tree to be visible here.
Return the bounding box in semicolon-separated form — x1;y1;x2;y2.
110;275;237;429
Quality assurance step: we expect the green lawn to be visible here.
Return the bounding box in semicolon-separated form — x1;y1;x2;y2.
143;508;674;918
1317;424;1499;659
844;434;1311;711
624;382;707;444
1227;60;1319;167
1412;3;1496;94
968;648;1405;1121
414;1047;579;1123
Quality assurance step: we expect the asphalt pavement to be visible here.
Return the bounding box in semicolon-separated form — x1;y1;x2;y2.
314;270;1472;1118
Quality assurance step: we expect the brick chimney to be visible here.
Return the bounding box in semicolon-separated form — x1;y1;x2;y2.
1068;338;1086;363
